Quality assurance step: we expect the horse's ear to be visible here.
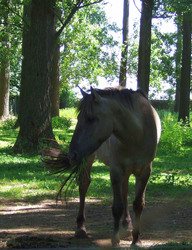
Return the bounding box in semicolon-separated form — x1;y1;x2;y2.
91;87;102;104
78;86;87;98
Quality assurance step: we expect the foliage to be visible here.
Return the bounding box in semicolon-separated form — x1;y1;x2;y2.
153;0;190;18
158;110;192;153
52;116;72;130
59;85;78;108
150;27;176;88
60;4;120;86
127;22;179;98
60;108;77;120
150;172;192;186
0;116;17;129
0;1;120;103
127;0;191;100
0;0;23;99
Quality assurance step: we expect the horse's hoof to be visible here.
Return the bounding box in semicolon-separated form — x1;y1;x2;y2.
111;239;120;247
120;229;133;240
111;234;120;247
75;228;88;238
131;239;142;247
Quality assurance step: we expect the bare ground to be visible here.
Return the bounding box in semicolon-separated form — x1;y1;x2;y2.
0;198;191;249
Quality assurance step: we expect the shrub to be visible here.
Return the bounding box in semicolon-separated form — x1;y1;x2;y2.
159;113;192;153
159;121;183;153
180;122;192;146
0;117;17;130
52;116;72;130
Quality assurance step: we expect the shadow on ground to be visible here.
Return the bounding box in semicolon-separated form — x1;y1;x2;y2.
0;198;191;249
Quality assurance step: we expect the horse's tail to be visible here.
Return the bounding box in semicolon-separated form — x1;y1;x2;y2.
41;147;87;201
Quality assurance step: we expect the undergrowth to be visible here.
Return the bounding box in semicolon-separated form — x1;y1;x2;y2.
0;109;191;204
158;110;192;153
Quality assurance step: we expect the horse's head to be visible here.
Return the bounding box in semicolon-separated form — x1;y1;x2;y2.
68;87;113;165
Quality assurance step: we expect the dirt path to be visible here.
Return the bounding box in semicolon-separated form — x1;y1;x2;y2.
0;198;191;249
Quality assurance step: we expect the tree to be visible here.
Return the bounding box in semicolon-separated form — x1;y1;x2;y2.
14;0;105;152
137;0;154;96
178;9;191;122
50;41;60;117
119;0;129;87
174;16;182;112
0;0;27;118
0;0;10;120
14;0;57;152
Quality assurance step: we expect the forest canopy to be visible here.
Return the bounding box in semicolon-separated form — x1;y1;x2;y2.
0;0;191;152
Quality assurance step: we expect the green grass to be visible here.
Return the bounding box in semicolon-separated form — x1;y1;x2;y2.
0;109;192;205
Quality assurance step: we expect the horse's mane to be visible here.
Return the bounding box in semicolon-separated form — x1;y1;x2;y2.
77;86;147;116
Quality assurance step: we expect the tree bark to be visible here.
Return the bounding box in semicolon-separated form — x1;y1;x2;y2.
178;10;191;123
137;0;153;96
0;56;10;120
174;18;182;113
0;0;10;120
119;0;129;87
50;40;60;117
14;0;57;152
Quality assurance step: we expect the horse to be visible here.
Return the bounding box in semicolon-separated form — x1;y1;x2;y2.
44;86;161;246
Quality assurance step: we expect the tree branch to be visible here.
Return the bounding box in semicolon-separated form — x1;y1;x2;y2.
0;2;30;29
56;0;104;37
78;0;103;9
133;0;141;14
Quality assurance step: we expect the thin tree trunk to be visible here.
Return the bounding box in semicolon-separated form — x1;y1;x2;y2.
174;19;182;113
119;0;129;87
0;0;10;120
0;58;10;120
137;0;153;96
178;10;191;123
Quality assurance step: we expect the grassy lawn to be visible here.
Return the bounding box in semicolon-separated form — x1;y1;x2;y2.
0;109;192;206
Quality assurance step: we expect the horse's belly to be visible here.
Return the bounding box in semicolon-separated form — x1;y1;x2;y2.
95;135;156;172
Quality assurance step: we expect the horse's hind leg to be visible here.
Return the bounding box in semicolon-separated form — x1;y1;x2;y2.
110;167;124;246
121;175;133;239
75;154;95;238
132;163;152;246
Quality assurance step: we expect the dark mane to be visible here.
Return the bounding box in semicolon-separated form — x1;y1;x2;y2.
77;86;147;117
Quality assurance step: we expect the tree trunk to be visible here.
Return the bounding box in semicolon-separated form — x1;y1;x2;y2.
178;10;191;123
137;0;153;96
50;40;60;117
0;57;10;120
14;0;57;152
174;18;182;113
0;0;10;120
119;0;129;87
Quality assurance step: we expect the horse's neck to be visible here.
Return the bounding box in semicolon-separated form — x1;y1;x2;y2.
111;102;143;146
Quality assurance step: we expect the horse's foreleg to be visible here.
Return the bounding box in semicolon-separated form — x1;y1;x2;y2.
110;167;124;246
132;163;152;246
121;175;133;239
75;154;95;238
